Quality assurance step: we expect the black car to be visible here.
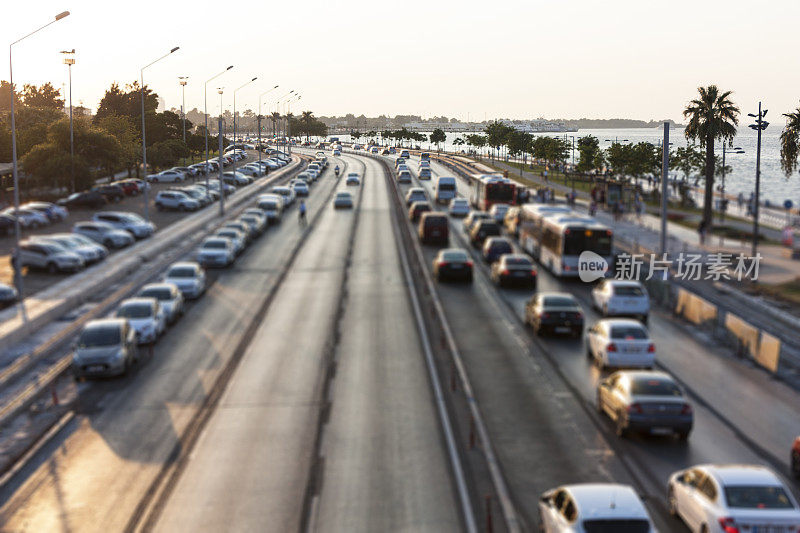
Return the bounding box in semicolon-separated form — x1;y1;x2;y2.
0;214;15;236
91;184;125;203
469;220;501;247
432;248;473;282
490;254;537;288
482;236;514;263
58;191;107;209
525;292;584;337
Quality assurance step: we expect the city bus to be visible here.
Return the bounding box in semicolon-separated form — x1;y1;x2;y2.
517;204;572;259
468;173;517;211
537;212;613;277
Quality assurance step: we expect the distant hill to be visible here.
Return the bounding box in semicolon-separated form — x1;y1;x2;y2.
556;118;684;129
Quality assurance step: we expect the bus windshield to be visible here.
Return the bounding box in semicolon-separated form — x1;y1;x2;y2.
563;228;612;256
486;183;514;203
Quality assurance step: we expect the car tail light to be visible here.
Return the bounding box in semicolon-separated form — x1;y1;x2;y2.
439;261;449;267
466;261;473;267
607;343;617;352
647;343;655;353
718;517;739;533
575;312;583;320
531;269;537;275
542;312;550;319
627;403;643;414
501;269;510;275
563;264;571;271
681;404;693;415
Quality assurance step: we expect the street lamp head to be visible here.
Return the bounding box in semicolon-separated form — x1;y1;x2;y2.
273;84;279;88
55;11;70;20
170;46;180;53
60;49;75;54
251;77;257;82
226;65;233;71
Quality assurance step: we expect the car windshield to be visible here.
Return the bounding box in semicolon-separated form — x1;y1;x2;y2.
489;241;512;251
610;326;648;340
441;251;468;262
630;378;682;396
543;296;577;307
724;485;795;509
203;241;227;249
140;288;172;300
614;285;645;296
336;193;351;199
168;267;196;278
78;325;121;348
581;520;651;533
117;303;153;319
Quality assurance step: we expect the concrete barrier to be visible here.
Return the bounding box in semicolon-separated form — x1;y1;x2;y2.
724;313;760;359
0;158;303;353
675;288;718;325
756;332;781;373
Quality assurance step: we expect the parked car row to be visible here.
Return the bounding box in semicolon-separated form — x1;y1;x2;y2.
0;201;69;233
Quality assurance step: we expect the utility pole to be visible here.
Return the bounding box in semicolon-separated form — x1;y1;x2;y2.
748;103;769;258
178;76;188;143
660;122;669;256
60;49;76;193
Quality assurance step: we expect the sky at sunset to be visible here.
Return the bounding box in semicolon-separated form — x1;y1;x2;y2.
4;0;800;123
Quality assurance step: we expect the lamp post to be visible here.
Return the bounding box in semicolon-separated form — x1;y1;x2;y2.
748;103;769;258
232;76;257;176
287;94;301;156
275;90;294;152
60;49;76;194
140;46;180;223
719;142;744;222
9;11;70;299
258;85;279;164
217;87;226;216
178;76;188;144
204;65;234;200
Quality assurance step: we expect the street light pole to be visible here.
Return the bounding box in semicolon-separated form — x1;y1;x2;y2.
9;11;70;299
287;94;300;156
140;46;180;223
218;88;225;217
178;76;188;144
204;65;234;201
60;49;76;193
232;76;257;176
258;85;279;164
748;103;769;258
719;142;744;222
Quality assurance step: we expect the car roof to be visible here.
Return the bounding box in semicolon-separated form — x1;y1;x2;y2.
119;297;156;308
599;318;645;328
612;369;673;383
168;261;199;270
607;280;644;287
700;464;784;486
140;283;175;292
562;484;650;520
84;318;126;331
501;253;530;262
537;291;575;300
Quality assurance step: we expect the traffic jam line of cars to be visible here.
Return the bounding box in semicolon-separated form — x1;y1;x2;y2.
383;151;800;533
71;151;328;379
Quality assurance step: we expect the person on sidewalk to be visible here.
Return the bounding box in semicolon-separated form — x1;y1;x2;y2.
697;219;708;246
589;199;598;217
634;197;643;221
737;192;745;211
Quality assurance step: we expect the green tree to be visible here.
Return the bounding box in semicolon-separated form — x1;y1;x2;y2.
780;105;800;177
506;130;532;158
683;85;740;227
95;81;157;122
453;137;465;152
95;114;139;175
300;110;314;141
22;82;63;111
484;120;513;159
0;80;21;113
430;128;446;151
671;143;704;183
576;135;603;173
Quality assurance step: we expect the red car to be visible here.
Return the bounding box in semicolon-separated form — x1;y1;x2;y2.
792;436;800;478
112;180;139;196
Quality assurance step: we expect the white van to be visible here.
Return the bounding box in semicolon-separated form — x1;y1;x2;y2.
434;176;457;204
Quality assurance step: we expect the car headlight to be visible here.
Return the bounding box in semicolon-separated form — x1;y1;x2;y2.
113;348;126;362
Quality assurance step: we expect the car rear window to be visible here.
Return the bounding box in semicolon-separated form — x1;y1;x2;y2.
424;215;447;227
140;288;172;300
78;324;121;347
441;251;468;262
613;285;645;296
543;296;577;307
168;267;196;278
630;378;682;396
203;240;227;249
504;257;531;267
724;486;795;509
582;520;651;533
117;303;153;319
610;326;648;340
489;241;512;251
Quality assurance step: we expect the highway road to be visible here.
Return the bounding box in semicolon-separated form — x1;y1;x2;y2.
2;148;800;532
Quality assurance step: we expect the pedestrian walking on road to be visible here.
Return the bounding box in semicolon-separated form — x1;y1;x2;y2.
298;200;307;226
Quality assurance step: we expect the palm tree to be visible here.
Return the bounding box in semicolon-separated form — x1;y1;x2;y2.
780;105;800;177
683;85;740;227
270;111;281;140
301;110;314;142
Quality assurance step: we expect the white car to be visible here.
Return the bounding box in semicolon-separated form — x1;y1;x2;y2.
93;212;156;239
115;297;166;344
405;188;427;206
271;186;295;206
23;201;68;222
586;319;655;369
164;262;206;299
242;164;265;177
257;195;283;223
154;191;200;212
148;170;185;183
448;198;470;217
32;233;108;264
489;203;510;223
592;280;650;324
222;171;251;186
398;170;412;183
539;483;655;532
215;228;246;255
73;221;135;249
333;191;353;209
137;283;184;324
2;207;49;228
18;240;85;273
292;181;309;197
668;464;800;533
196;237;235;268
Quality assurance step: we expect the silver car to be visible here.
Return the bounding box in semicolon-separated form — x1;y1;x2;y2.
115;297;166;345
215;229;246;255
164;262;206;299
72;318;139;378
32;233;107;265
93;211;155;239
196;237;235;268
137;283;184;324
73;221;135;249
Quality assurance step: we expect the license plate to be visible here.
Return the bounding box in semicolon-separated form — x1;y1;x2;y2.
513;271;526;277
622;346;640;353
650;427;673;435
450;265;463;269
88;365;105;372
555;327;570;333
432;231;440;236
